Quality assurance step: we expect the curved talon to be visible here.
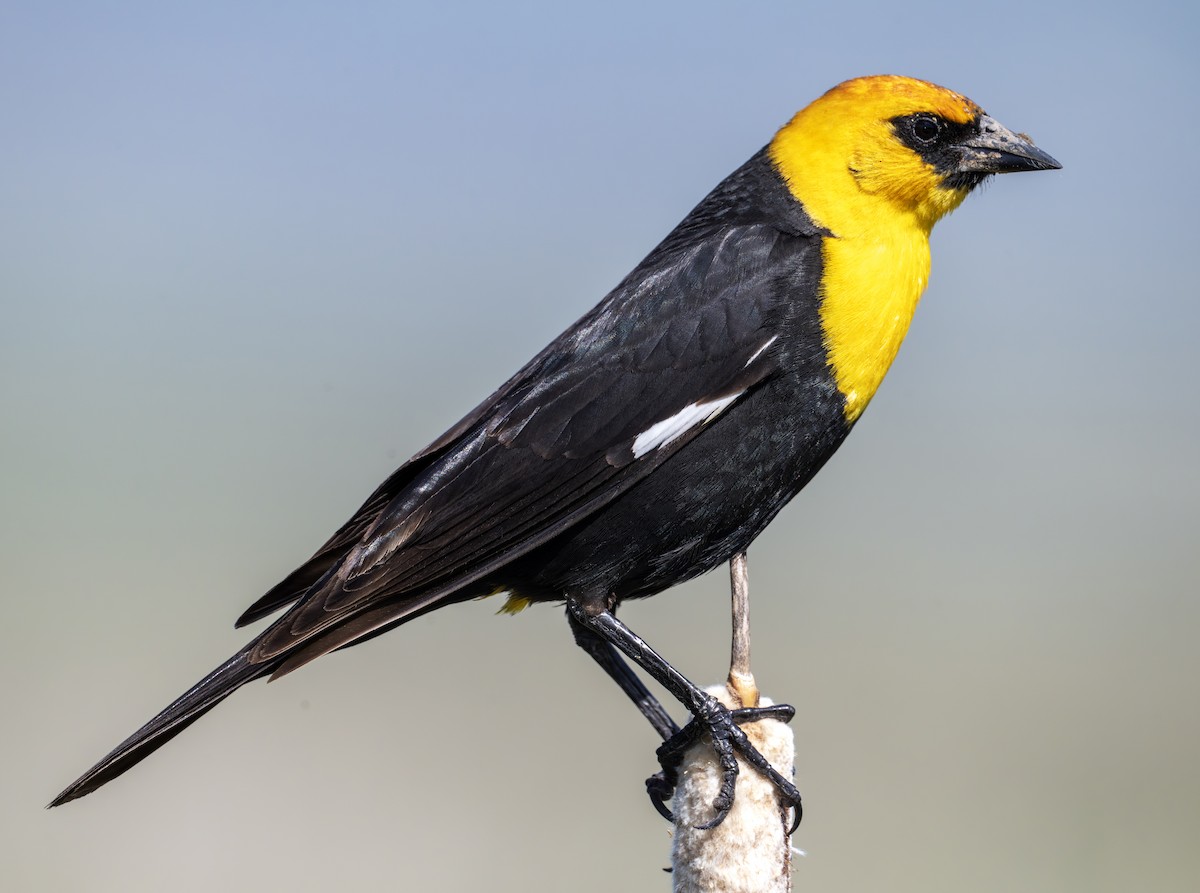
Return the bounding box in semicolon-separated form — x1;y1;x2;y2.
644;718;704;821
724;716;804;832
694;716;740;829
645;771;676;821
788;804;802;835
648;698;803;831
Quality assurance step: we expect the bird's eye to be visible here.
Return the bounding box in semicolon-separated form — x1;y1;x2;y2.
912;116;941;144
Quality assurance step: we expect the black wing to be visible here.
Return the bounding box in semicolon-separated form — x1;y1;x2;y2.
255;216;821;672
49;150;824;807
237;147;823;630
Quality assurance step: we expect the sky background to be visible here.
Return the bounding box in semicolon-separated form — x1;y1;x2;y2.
3;2;1198;891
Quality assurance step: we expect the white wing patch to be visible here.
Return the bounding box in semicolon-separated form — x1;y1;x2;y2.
745;335;778;367
631;391;743;459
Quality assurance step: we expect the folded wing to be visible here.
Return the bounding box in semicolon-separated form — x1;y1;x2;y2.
249;219;814;673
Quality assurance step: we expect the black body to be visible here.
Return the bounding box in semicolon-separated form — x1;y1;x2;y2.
247;147;847;662
51;146;847;806
51;76;1061;828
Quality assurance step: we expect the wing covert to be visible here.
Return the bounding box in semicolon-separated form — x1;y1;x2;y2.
247;149;825;665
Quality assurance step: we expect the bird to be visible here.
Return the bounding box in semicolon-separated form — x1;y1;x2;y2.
50;75;1060;827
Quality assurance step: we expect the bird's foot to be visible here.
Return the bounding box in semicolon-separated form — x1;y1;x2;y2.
645;697;801;832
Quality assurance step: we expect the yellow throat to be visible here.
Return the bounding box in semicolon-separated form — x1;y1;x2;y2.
768;76;980;421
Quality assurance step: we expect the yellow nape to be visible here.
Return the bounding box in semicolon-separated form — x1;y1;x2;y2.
769;75;981;421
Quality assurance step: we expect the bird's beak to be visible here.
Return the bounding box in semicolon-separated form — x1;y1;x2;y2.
957;115;1061;174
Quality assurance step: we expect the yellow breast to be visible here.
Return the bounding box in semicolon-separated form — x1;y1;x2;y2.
767;76;974;423
818;225;930;421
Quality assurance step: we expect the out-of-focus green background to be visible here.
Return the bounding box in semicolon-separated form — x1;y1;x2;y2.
3;2;1197;890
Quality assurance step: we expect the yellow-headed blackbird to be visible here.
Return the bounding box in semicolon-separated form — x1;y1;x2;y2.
51;76;1060;825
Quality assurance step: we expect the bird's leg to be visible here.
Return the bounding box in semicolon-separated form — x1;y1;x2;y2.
647;552;801;826
645;552;757;818
567;592;801;831
568;610;681;742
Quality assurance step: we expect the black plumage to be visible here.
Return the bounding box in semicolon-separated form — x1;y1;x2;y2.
52;147;841;808
50;75;1060;821
256;149;844;645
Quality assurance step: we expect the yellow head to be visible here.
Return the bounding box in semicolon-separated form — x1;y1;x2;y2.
769;75;1058;236
768;76;1060;422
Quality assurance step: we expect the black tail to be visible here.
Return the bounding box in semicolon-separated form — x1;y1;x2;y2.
48;650;271;807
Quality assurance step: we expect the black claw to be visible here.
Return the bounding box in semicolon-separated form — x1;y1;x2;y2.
788;803;803;835
644;717;704;817
645;698;803;832
645;770;677;821
693;708;740;829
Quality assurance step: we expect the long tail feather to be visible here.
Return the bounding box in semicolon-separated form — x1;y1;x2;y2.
48;651;272;807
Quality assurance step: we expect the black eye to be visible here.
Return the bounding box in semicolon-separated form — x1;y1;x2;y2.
912;116;941;144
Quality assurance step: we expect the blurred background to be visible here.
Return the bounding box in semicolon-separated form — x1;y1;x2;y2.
3;1;1197;890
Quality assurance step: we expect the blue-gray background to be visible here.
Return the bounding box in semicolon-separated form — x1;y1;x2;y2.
3;2;1196;890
